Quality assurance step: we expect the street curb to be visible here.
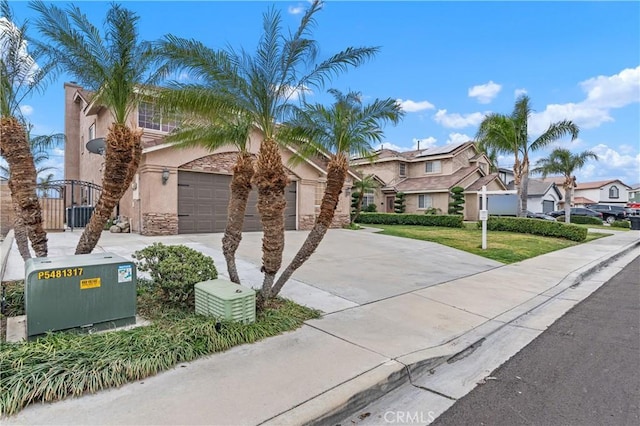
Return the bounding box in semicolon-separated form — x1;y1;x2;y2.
0;229;14;283
271;235;640;425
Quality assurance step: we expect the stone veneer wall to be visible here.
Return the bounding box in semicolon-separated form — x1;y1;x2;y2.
141;212;178;236
180;152;240;174
298;213;350;230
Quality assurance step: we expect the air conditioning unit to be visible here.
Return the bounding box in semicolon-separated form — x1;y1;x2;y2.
195;279;256;324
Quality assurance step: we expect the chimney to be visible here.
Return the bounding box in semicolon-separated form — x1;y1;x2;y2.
417;140;420;150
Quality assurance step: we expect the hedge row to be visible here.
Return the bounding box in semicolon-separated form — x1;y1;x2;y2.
611;220;630;229
479;217;588;242
568;216;603;225
355;213;464;228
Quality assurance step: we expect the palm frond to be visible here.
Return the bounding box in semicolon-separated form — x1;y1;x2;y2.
0;0;54;118
31;1;158;125
530;120;580;151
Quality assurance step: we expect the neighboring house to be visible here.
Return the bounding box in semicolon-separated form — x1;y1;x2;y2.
506;179;563;213
497;167;515;186
64;82;354;235
541;177;631;207
628;184;640;203
351;142;506;220
574;179;631;206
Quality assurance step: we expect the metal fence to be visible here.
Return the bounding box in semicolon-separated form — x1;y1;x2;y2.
37;180;104;231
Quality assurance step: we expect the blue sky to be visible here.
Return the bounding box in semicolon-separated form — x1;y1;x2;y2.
4;1;640;186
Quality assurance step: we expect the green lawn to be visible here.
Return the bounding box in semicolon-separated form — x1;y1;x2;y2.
367;224;609;264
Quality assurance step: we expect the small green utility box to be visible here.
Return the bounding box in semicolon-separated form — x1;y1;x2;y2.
195;279;256;324
25;253;136;338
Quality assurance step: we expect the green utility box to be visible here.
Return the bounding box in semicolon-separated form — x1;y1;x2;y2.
25;253;136;338
195;279;256;324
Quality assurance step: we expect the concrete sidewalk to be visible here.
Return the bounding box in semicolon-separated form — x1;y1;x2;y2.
2;229;639;425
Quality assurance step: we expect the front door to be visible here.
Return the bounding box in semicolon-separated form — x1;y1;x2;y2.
386;196;395;213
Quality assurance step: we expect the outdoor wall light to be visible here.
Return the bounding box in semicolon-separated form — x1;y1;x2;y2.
161;168;170;185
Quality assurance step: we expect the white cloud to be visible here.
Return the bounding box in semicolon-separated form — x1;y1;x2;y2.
20;104;33;116
529;66;640;135
514;88;527;98
288;5;305;15
397;99;435;113
572;143;639;185
433;109;486;129
412;137;437;149
468;81;502;104
446;133;472;145
580;67;640;109
591;143;640;169
277;84;312;101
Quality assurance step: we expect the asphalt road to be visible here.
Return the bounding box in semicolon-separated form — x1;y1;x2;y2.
433;255;640;426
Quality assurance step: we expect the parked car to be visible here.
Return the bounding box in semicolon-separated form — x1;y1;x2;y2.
525;210;557;221
624;204;640;216
585;204;627;224
548;207;603;221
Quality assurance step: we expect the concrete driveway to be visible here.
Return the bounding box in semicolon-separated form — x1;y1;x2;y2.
3;227;500;311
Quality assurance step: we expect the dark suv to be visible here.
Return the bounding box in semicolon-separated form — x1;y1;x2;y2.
548;207;603;221
586;204;627;224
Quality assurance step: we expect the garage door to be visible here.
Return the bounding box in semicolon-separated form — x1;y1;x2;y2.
542;200;554;213
177;171;297;234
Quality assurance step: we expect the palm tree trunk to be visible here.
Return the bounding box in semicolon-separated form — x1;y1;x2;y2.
75;124;141;254
272;154;348;296
519;167;530;216
565;184;572;224
13;197;32;260
352;192;364;224
222;152;254;284
0;117;48;257
253;137;288;300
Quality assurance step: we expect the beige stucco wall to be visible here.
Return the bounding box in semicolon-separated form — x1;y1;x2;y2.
404;192;449;214
356;160;400;184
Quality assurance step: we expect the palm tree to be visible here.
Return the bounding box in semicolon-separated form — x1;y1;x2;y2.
31;1;162;254
0;0;53;258
157;0;378;301
475;95;579;216
157;85;255;284
351;174;378;224
272;90;403;295
0;128;62;260
533;148;598;223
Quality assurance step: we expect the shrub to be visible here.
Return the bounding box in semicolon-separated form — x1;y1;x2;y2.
478;217;587;242
424;207;442;215
448;186;465;215
350;191;360;215
365;203;377;212
394;192;406;214
132;243;217;306
611;220;630;229
356;212;464;228
568;216;603;225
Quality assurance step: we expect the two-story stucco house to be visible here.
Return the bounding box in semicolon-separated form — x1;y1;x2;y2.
64;82;354;235
351;142;506;220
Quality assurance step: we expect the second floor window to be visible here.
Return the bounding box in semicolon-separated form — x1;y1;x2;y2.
399;163;406;177
138;101;178;132
425;160;441;174
88;123;95;140
609;185;619;199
